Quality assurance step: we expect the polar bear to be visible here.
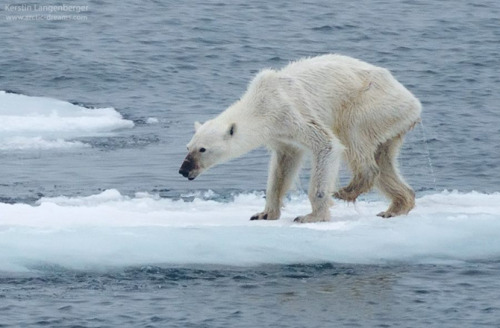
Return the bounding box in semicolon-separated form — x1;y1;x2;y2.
179;54;421;223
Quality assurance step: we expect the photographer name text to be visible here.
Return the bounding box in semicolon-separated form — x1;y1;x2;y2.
5;3;88;13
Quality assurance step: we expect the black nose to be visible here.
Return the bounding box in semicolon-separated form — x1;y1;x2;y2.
179;158;194;178
179;155;195;179
179;168;189;178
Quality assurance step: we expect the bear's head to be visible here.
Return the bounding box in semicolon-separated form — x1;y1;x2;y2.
179;120;237;180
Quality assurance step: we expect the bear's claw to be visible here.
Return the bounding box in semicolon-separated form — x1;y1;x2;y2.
377;211;394;218
250;213;268;220
250;210;281;221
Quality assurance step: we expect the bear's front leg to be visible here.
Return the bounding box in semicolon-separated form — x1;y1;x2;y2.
294;136;343;223
250;145;304;221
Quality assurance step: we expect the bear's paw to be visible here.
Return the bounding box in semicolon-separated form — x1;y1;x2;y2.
250;210;280;221
293;213;330;223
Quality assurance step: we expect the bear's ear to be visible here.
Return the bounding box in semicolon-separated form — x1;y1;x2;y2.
194;121;202;131
228;123;236;137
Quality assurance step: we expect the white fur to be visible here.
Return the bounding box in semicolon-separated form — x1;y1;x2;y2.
183;54;422;222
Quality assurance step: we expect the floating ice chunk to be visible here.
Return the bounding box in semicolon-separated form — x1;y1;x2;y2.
146;117;159;124
0;91;134;150
0;190;499;271
0;136;90;150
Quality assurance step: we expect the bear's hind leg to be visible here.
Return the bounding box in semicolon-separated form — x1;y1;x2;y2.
334;144;380;202
251;144;304;221
374;135;415;218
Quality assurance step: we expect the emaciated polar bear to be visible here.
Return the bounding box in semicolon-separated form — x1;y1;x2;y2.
179;54;421;223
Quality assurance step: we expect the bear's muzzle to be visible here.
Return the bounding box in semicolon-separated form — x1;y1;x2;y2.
179;154;198;180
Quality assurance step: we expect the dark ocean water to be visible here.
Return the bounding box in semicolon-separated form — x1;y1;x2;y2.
2;262;500;328
1;0;500;327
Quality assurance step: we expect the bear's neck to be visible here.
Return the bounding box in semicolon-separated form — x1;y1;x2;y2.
218;100;269;156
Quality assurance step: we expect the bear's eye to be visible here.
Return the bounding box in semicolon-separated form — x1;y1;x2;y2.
199;147;206;153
